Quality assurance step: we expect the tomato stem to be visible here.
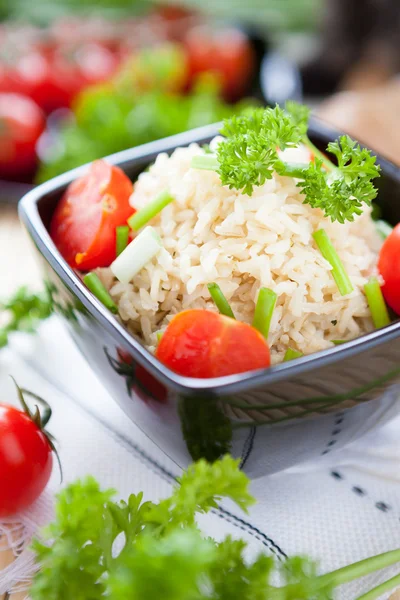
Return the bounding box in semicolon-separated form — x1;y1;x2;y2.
21;388;52;427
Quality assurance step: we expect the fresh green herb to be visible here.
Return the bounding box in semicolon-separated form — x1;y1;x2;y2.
332;339;347;345
156;331;163;343
128;190;175;231
83;273;118;314
30;456;400;600
375;219;393;240
252;287;277;338
191;103;381;223
313;229;353;296
283;347;303;361
37;46;256;183
207;283;235;319
0;286;53;348
116;225;130;256
364;277;391;329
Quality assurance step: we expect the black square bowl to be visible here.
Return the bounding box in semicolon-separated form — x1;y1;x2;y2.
19;121;400;477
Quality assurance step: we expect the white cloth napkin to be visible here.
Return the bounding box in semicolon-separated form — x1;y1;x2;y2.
1;317;400;599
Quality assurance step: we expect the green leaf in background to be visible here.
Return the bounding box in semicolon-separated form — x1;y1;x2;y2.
0;0;321;32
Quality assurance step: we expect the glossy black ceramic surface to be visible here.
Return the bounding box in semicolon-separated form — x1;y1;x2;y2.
19;121;400;477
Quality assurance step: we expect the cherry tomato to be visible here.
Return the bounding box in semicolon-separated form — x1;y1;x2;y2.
378;223;400;314
184;27;255;101
156;310;271;378
0;92;45;179
0;403;53;517
50;160;134;270
14;49;85;114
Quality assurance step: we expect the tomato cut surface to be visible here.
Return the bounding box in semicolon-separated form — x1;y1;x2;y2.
378;223;400;315
0;404;53;517
50;160;134;270
156;309;270;378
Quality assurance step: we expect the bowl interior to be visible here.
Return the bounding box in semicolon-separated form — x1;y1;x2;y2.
20;120;400;395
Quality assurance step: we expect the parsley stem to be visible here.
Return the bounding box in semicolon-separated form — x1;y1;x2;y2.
375;219;393;240
317;548;400;589
356;572;400;600
304;135;334;172
128;189;174;231
191;154;219;171
207;283;235;319
283;347;303;361
252;287;277;338
278;161;309;179
364;277;390;329
313;229;353;296
83;273;118;314
116;225;130;257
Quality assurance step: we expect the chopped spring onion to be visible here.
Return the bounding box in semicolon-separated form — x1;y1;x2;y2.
252;287;277;339
111;226;162;284
191;154;219;171
313;229;353;296
128;189;174;231
375;219;393;240
156;331;163;343
332;339;347;345
116;225;130;257
283;347;303;361
83;273;118;314
364;276;390;329
207;283;235;319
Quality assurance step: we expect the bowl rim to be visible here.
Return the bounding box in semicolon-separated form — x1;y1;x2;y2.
19;120;400;396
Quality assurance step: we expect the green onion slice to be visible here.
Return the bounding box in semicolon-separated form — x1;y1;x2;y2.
332;339;347;345
207;283;235;319
252;287;277;338
364;276;390;329
111;226;162;284
116;225;130;257
191;154;219;171
83;273;118;314
313;229;353;296
375;219;393;240
283;347;303;361
128;189;174;231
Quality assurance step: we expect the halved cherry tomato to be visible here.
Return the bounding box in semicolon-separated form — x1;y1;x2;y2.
0;400;53;517
50;160;134;270
156;309;271;378
378;223;400;314
184;27;255;101
0;92;45;179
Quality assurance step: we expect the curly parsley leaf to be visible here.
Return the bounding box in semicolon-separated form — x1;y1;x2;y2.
30;457;400;600
0;286;53;348
195;104;381;222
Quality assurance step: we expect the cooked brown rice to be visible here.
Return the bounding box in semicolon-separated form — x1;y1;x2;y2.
97;141;382;364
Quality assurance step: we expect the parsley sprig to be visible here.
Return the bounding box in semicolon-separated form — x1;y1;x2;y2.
30;456;400;600
0;286;53;348
192;102;381;223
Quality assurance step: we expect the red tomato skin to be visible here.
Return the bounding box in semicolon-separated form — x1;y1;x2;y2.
0;92;45;179
184;27;255;101
378;224;400;314
0;404;53;517
50;160;134;270
156;310;270;378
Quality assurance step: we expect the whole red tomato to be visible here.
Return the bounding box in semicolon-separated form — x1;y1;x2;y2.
0;92;45;179
0;390;54;517
184;27;255;101
378;223;400;314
